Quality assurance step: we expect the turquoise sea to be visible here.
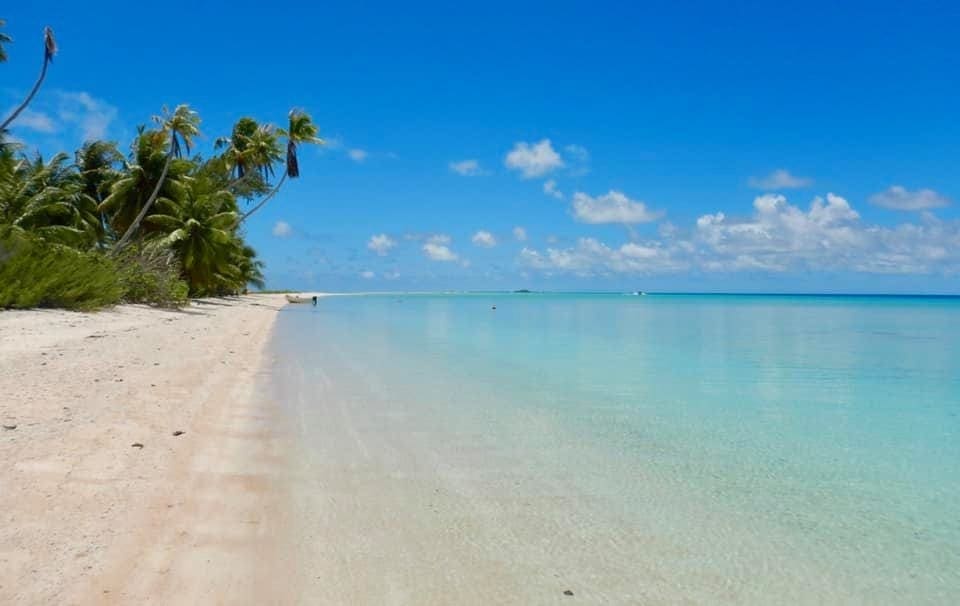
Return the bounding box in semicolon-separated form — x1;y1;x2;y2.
273;293;960;604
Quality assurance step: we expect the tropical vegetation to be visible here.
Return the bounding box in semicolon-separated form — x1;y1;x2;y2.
0;18;322;309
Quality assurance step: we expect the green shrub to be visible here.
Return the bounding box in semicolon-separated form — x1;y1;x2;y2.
0;232;124;310
115;247;189;307
0;233;189;310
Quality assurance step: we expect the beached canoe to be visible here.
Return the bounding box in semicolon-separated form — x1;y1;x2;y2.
285;294;315;304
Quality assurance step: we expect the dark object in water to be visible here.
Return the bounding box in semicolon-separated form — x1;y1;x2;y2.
312;296;318;305
514;289;532;293
172;430;185;437
491;305;497;310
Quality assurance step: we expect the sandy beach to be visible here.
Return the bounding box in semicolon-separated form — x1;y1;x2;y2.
0;295;294;604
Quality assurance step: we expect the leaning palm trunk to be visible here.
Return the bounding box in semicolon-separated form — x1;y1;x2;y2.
236;173;286;225
111;151;173;254
0;28;56;132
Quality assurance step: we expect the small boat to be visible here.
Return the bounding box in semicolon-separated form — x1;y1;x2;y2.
285;294;315;304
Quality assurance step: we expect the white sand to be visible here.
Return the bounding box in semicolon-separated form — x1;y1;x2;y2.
0;295;295;604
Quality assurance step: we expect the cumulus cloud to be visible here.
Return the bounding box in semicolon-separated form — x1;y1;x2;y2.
449;159;486;176
272;220;293;238
348;149;368;162
543;179;563;199
367;233;396;256
748;169;813;190
571;190;662;224
505;139;564;178
520;237;686;276
423;241;459;262
869;186;950;211
519;193;960;276
360;270;376;279
472;230;497;248
694;193;862;271
513;226;527;241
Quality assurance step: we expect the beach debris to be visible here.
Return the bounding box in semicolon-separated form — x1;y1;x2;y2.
131;442;144;448
563;589;574;596
2;424;17;431
172;430;185;437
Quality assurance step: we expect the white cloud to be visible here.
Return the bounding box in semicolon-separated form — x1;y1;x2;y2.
518;193;960;276
427;233;451;245
272;220;293;238
694;193;862;271
571;190;662;224
8;91;117;142
11;109;56;133
56;91;118;141
322;137;344;150
520;237;686;276
472;230;497;248
869;186;950;211
423;242;459;262
449;159;486;176
348;148;368;162
543;179;563;199
513;226;527;241
505;139;564;178
564;144;590;176
360;270;376;279
748;169;813;190
564;144;589;161
367;233;396;256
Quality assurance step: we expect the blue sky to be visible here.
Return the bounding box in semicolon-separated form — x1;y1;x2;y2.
5;1;960;293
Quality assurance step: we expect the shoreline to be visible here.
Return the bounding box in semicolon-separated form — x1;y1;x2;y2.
0;295;294;604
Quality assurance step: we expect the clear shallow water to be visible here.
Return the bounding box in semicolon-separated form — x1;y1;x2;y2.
273;294;960;603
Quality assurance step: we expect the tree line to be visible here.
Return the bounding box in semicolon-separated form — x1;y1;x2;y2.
0;19;321;308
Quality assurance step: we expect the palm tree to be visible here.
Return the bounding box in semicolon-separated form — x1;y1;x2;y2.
230;242;265;292
0;27;57;132
215;117;283;196
111;104;199;252
216;117;255;182
99;130;188;238
75;141;122;245
237;109;322;224
0;19;12;63
244;123;284;181
145;175;240;294
76;141;122;203
0;151;100;247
